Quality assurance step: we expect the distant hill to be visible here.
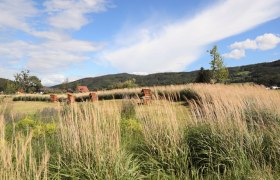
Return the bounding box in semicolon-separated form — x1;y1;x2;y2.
228;59;280;86
52;72;199;90
52;59;280;90
0;78;11;92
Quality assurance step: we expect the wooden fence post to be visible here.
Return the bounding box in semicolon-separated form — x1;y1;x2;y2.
67;93;75;104
141;89;152;105
50;94;58;102
89;92;98;102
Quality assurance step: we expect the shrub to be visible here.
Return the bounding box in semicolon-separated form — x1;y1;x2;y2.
98;94;114;100
14;116;57;138
58;97;67;102
179;89;200;102
13;96;51;102
120;118;144;152
75;95;90;102
121;101;136;119
42;97;50;102
13;96;19;101
113;93;123;99
185;125;234;175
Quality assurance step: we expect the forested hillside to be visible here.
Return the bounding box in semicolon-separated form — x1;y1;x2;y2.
49;59;280;90
229;59;280;86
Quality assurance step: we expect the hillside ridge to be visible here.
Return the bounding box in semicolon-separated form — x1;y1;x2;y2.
51;59;280;90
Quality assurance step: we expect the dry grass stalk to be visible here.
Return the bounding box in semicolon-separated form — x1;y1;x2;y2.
58;101;121;167
0;114;50;180
187;84;280;132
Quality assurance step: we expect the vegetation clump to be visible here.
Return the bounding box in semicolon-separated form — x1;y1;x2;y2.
185;125;234;176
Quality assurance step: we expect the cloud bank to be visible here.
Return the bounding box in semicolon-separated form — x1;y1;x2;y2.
224;33;280;59
0;0;108;85
103;0;280;73
44;0;107;30
0;0;37;31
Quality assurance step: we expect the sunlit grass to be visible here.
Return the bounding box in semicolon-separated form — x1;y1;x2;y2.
11;101;60;114
1;84;280;179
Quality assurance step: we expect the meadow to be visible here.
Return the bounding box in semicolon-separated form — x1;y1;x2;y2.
1;84;280;179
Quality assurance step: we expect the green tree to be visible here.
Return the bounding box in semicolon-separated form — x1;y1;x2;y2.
195;67;211;83
122;78;138;88
0;79;6;92
14;70;29;92
109;78;138;89
208;45;229;83
14;70;43;93
28;76;43;92
4;81;17;94
61;78;69;91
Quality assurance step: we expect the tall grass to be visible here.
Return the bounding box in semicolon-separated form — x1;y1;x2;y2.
0;114;50;179
187;84;280;178
1;84;280;179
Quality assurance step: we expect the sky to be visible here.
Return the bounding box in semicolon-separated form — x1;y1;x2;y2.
0;0;280;86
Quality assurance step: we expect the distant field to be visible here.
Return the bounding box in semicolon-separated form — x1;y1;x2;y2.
1;84;278;115
6;97;186;115
11;101;60;114
12;85;187;97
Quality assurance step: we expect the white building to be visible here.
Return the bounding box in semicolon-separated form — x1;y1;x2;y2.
271;86;280;90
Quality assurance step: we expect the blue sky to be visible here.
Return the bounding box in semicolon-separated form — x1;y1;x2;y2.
0;0;280;86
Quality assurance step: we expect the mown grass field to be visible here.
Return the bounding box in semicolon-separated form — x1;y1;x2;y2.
11;101;59;114
1;84;280;179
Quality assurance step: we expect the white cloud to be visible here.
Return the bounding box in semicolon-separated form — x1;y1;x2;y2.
223;49;245;59
44;0;108;30
0;0;38;31
230;39;257;50
41;74;66;86
0;66;17;80
256;33;280;50
0;0;108;85
103;0;280;73
132;72;149;76
0;39;99;74
224;33;280;59
31;31;69;41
